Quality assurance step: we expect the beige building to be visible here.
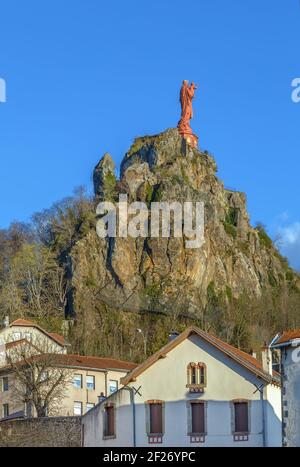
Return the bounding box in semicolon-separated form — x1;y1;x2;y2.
83;327;282;447
0;319;136;419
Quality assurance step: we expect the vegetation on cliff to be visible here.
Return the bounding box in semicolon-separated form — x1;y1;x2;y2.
0;130;299;362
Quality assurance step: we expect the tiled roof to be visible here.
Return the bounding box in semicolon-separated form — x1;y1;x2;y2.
5;339;29;350
0;353;137;373
274;329;300;345
121;326;280;386
10;319;66;347
51;354;137;371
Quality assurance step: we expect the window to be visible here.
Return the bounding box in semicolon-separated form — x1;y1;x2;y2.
73;401;83;416
2;377;9;392
12;332;21;341
103;404;115;438
191;366;197;385
73;374;82;389
2;403;9;418
86;375;95;391
109;380;118;394
24;332;32;341
233;401;249;441
187;363;207;392
191;402;205;434
188;402;206;443
86;403;95;412
150;403;163;434
146;401;164;444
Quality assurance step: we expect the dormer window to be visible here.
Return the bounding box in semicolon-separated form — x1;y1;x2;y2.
187;363;207;393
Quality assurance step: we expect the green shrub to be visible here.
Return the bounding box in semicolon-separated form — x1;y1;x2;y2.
223;221;237;239
286;270;294;282
256;223;273;249
225;286;233;301
268;272;277;287
225;207;238;227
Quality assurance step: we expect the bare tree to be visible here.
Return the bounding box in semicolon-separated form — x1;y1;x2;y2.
5;339;72;418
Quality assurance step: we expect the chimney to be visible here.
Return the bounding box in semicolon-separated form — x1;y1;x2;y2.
3;316;9;328
261;345;273;375
169;331;180;342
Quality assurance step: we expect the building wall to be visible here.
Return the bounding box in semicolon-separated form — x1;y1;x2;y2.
0;367;129;419
281;347;300;447
0;417;82;447
264;382;282;447
61;368;128;416
83;334;282;447
83;389;133;447
0;325;65;365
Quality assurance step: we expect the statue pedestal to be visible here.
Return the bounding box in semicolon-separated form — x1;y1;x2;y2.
181;133;198;148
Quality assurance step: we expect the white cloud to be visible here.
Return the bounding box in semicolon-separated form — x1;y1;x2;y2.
278;222;300;272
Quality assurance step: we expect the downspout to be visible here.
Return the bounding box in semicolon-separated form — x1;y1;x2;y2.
123;386;136;447
260;385;267;448
105;371;108;397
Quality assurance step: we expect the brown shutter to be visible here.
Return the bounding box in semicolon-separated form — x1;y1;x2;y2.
105;406;115;436
191;402;205;434
150;403;163;434
234;402;248;433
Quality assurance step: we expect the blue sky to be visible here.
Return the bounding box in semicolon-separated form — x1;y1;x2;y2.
0;0;299;269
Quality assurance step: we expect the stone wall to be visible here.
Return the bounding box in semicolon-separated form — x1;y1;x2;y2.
0;416;82;447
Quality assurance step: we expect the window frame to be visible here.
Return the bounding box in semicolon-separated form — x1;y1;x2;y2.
86;375;95;391
73;374;83;389
186;362;207;392
12;332;21;341
2;403;9;418
2;376;9;392
145;400;165;444
187;400;207;437
231;399;251;441
109;379;118;395
103;403;116;439
73;401;83;416
86;402;95;413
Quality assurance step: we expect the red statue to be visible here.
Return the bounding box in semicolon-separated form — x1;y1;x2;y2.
177;80;198;148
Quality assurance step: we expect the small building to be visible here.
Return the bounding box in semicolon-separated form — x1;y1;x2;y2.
271;330;300;447
0;319;68;366
82;326;282;447
0;319;136;419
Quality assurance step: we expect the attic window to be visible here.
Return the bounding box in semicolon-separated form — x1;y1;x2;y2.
187;363;207;392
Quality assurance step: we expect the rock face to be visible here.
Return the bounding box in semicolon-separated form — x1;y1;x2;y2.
70;128;295;317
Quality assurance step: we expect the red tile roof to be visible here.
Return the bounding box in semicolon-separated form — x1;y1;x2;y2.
0;352;137;373
5;339;29;350
10;319;66;347
275;329;300;345
121;326;280;386
52;354;137;371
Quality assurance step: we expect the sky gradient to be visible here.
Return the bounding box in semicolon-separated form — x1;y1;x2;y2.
0;0;299;269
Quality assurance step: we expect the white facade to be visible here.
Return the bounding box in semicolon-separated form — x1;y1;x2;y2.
83;330;282;447
271;334;300;447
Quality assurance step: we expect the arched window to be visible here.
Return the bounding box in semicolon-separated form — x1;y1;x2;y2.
187;363;207;392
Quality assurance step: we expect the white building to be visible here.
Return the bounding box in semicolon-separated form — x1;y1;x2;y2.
82;326;282;447
0;318;68;367
271;329;300;447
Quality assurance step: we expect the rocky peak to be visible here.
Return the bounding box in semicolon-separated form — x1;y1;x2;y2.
72;129;298;317
93;152;116;201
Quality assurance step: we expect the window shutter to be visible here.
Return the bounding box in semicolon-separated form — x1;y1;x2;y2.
106;406;115;436
234;402;248;433
191;403;205;434
150;403;163;434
